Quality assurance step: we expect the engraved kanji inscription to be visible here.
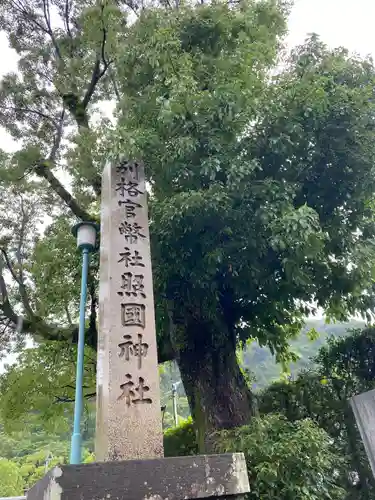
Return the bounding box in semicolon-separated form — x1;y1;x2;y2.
118;333;149;369
116;161;140;182
117;374;152;406
118;199;141;219
118;247;144;267
116;177;144;198
121;303;146;328
118;221;145;244
118;272;146;298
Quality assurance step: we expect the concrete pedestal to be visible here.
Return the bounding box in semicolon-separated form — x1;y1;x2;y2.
27;453;250;500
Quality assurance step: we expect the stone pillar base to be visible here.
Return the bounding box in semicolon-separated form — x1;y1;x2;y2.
27;453;250;500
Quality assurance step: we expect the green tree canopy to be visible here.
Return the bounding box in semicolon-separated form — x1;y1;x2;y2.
0;342;96;431
1;0;375;448
260;328;375;499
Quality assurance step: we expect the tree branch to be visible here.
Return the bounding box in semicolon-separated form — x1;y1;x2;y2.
49;108;65;162
0;266;34;336
0;317;12;337
0;105;58;125
42;0;63;61
34;160;97;222
64;302;73;326
10;0;50;35
1;244;37;318
82;19;112;110
0;270;11;310
109;67;121;102
54;391;96;404
123;0;141;17
82;59;101;110
0;258;96;352
16;195;27;284
0;248;21;286
64;0;74;56
59;93;102;197
0;276;77;342
57;9;111;197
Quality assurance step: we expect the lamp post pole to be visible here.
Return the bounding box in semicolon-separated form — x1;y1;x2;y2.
70;221;98;465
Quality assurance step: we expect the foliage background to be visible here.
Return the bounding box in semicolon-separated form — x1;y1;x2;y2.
1;319;373;499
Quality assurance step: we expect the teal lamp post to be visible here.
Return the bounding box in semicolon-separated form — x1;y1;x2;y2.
70;221;99;464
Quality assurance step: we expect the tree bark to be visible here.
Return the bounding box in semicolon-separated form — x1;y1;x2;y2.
176;321;254;452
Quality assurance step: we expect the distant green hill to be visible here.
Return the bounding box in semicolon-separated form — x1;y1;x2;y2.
156;319;367;424
243;318;365;389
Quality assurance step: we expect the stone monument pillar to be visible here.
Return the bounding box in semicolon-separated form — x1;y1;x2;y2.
27;158;251;500
96;159;163;461
350;389;375;478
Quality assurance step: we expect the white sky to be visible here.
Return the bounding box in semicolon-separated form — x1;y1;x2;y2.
0;0;374;370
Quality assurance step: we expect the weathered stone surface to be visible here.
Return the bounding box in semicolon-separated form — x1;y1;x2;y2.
96;160;163;461
350;389;375;478
27;453;250;500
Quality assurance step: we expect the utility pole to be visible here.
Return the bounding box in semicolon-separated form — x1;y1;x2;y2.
172;382;179;427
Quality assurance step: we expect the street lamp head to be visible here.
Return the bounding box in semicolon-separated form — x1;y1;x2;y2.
72;222;99;252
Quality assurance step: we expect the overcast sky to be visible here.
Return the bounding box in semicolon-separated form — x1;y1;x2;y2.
0;0;373;369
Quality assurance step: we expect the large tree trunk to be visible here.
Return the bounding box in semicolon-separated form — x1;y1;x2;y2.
176;321;254;452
